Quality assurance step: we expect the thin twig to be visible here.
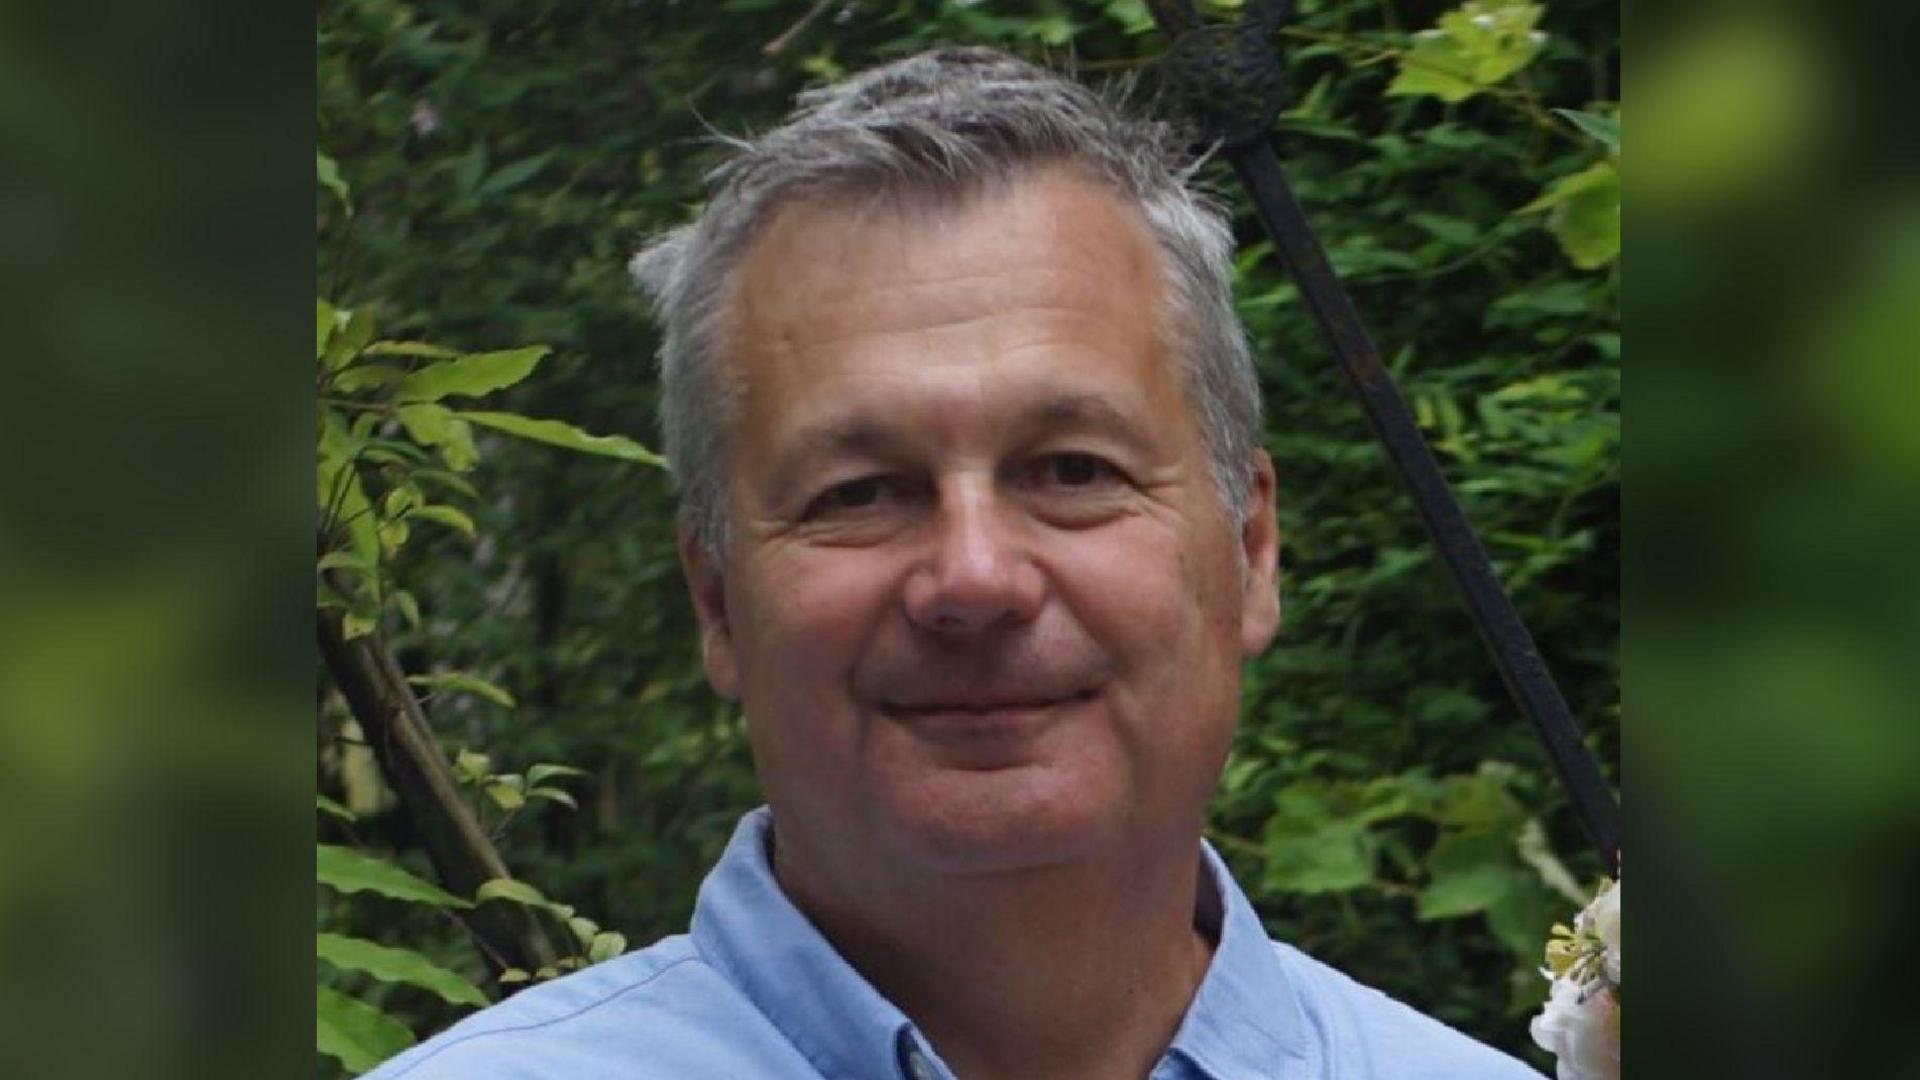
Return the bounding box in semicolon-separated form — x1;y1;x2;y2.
762;0;835;57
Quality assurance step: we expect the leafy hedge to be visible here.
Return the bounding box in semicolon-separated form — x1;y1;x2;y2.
317;0;1617;1073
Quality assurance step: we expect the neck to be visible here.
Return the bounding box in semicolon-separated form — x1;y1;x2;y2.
772;826;1214;1080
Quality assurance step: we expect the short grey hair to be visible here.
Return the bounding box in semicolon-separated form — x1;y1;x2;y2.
630;46;1261;560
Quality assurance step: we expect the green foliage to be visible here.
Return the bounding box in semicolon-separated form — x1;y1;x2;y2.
1388;1;1547;102
316;844;471;909
318;932;491;1008
317;0;1617;1071
317;986;415;1075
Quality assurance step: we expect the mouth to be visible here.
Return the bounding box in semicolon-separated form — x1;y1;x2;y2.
882;688;1098;734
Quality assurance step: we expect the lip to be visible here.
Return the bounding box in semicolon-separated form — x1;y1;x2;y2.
882;689;1096;739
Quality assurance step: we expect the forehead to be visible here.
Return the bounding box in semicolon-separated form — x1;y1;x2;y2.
722;168;1183;428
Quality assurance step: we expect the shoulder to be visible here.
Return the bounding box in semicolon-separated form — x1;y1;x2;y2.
1270;941;1544;1079
363;936;812;1080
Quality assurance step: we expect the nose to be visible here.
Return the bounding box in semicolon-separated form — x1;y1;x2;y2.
902;480;1045;635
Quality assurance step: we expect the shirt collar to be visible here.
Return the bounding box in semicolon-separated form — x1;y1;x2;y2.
692;807;929;1080
1162;839;1315;1079
691;808;1311;1080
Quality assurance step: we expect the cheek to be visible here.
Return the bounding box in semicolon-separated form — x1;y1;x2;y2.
728;549;897;698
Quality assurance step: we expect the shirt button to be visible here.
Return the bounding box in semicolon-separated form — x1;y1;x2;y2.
904;1049;937;1080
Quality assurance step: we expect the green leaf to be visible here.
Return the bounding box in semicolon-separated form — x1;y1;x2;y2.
1485;873;1553;957
392;589;421;628
1415;830;1518;919
528;786;578;810
588;931;627;963
317;153;352;213
1388;2;1546;103
317;795;356;822
364;340;461;361
566;916;599;945
378;516;411;557
407;504;476;539
331;364;409;393
526;763;589;787
411;468;479;500
1263;820;1377;893
324;307;376;372
317;300;337;359
454;748;492;783
485;779;526;811
396;346;550;403
317;986;413;1074
406;671;516;707
456;411;666;465
1420;766;1524;828
478;151;557;196
1103;0;1154;35
394;404;478;471
341;610;378;640
316;844;471;909
1521;160;1620;269
317;550;373;577
497;968;530;985
1554;108;1620;155
474;877;549;908
316;933;490;1008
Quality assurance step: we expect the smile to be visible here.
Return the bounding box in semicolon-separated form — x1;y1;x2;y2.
882;689;1097;738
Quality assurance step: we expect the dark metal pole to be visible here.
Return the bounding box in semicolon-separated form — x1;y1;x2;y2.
1146;0;1619;875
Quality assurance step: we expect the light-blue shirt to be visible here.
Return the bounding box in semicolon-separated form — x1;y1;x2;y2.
369;808;1540;1078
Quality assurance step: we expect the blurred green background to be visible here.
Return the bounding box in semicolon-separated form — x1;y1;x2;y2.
2;0;1916;1076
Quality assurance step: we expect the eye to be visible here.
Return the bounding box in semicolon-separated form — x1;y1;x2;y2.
1038;452;1120;488
802;474;902;520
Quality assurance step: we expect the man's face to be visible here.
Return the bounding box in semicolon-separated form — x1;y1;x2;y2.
683;168;1279;879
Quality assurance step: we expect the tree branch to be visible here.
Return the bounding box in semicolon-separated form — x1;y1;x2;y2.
318;601;558;978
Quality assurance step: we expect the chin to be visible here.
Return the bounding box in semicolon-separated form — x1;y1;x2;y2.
869;764;1128;875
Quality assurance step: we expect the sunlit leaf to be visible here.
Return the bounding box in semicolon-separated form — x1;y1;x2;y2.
525;763;589;787
317;153;352;213
364;340;461;361
406;671;515;707
529;786;578;810
407;504;476;539
474;877;549;908
1388;2;1546;103
317;795;356;822
588;932;627;963
454;748;492;783
317;932;490;1007
396;346;549;403
456;411;665;465
1520;160;1620;269
316;844;471;909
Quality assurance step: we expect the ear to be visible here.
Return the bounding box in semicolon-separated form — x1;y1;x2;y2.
1238;452;1281;658
678;525;741;700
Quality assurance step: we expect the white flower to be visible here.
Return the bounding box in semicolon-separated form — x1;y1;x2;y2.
1530;976;1620;1080
410;100;441;138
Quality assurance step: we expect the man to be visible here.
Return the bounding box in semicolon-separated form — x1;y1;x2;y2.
371;48;1541;1079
